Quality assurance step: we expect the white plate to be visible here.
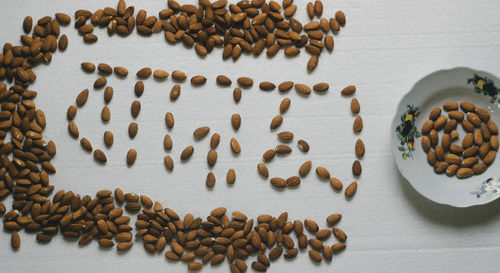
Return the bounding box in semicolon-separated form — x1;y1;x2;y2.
391;67;500;207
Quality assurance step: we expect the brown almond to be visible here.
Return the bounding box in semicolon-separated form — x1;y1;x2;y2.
445;164;459;176
355;138;365;157
280;98;291;113
94;149;107;163
434;115;448;130
104;131;114;147
434;161;449;173
136;67;152;78
263;149;276;162
206;172;216;188
353;116;363;133
191;75;207;85
429;107;441;120
330;177;343;190
188;262;203;271
278;81;294;91
67;105;77;121
456;168;473;179
114;66;128;77
231;114;241;130
270;177;287;188
171;70;187;81
307;55;319;72
475;107;491;122
448;111;464;122
461;120;475;132
308;250;322;263
444;153;462;165
275;144;292;154
260;81;276;91
181;146;194;160
483;151;496;165
134;81;144;97
277;131;294;142
451;130;460;140
101;106;111;122
130;101;141;118
441;134;451;151
104;86;113;103
68;122;79;138
230;138;241;154
98;63;112;74
467;112;481;127
11;231;20;249
316;166;330;179
345;181;357;197
299;160;312;177
352;160;362;176
23;16;33;33
298;139;310;152
462;133;474;148
233;88;242;103
170;85;181;100
94;77;107;89
226;169;236;185
462;157;478;168
460;101;476;112
335;10;346;26
258;163;269;178
462;146;478;158
491;135;499;151
193;126;210;139
473;163;488;174
313;83;329;93
443;119;457;133
488;120;499;135
287;176;301;187
216;75;232;86
126;149;137;166
421;120;434;135
165;112;174;129
76;89;89;106
326;214;342;226
341;85;356;96
270;115;283;130
237;77;254;87
473;128;483;146
295;83;311;95
479;142;490;158
421;136;431;152
210;133;220;149
128;122;138;138
164;155;174;171
351;98;360;114
153;69;169;79
443;102;459;111
207;150;217;167
80;138;93;151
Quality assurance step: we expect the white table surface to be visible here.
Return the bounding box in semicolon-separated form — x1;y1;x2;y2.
1;0;500;272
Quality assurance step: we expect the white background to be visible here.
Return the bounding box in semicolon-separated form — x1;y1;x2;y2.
1;0;500;272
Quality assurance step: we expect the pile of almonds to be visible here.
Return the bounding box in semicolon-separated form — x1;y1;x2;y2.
71;0;347;71
0;1;361;271
422;101;498;178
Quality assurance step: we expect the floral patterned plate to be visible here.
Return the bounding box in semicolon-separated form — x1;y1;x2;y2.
391;67;500;207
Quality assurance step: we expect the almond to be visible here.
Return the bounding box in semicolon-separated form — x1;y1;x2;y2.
353;116;363;133
104;86;114;103
473;128;483;146
479;142;490;158
313;83;329;92
260;81;276;91
76;89;89;106
226;169;236;184
352;160;362;176
191;75;207;85
472;163;488;174
488;120;499;135
270;115;283;130
351;98;360;114
429;107;441;120
80;138;93;151
163;134;172;150
443;119;457;133
467;112;481;127
445;164;459;176
181;146;194;160
421;120;434;135
114;66;128;77
278;81;294;92
462;133;473;149
275;144;292;154
165;112;174;129
434;161;449;173
491;135;499;150
263;149;276;161
341;85;356;96
345;182;357;197
335;10;346;26
459;101;475;112
444;153;462;165
277;131;294;142
280;98;291;113
193;126;210;139
443;102;459;111
332;243;346;252
231;114;241;130
68;122;79;138
462;157;478;168
136;67;152;78
434;115;448;130
258;163;269;178
427;150;437;166
475;107;490;122
441;134;450;151
210;133;220;149
170;85;180;100
333;227;347;241
299;160;312;177
461;120;475;132
456;168;473;179
207;150;217;167
287;176;301;186
216;75;232;86
128;122;138;138
101;106;111;122
11;231;20;249
230;138;241;154
330;177;343;190
483;151;496;165
93;77;107;89
270;177;287;188
126;149;137;166
308;250;322;263
448;111;464;122
67;105;77;120
237;77;254;87
164;155;174;171
315;166;330;179
94;149;107;163
172;70;187;82
462;146;478;158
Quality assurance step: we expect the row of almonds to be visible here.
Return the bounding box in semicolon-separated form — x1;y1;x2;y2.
70;0;346;71
70;64;364;192
4;186;348;272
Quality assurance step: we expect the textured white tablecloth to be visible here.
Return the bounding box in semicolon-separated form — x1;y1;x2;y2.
1;0;500;272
